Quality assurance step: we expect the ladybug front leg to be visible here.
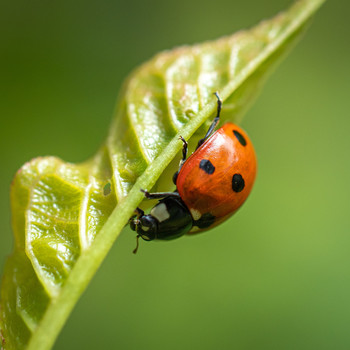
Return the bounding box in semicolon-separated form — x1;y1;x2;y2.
178;136;188;169
173;136;188;185
196;92;222;150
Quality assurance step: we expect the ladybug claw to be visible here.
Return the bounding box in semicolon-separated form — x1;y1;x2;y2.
178;135;187;144
213;91;221;100
141;189;150;198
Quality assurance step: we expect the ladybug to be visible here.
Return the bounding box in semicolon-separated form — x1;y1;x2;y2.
130;92;257;253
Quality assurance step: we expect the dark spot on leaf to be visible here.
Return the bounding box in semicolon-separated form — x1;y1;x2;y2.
103;182;111;196
199;159;215;175
232;174;245;192
233;130;247;146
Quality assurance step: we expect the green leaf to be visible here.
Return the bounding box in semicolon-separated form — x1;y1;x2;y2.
0;1;325;349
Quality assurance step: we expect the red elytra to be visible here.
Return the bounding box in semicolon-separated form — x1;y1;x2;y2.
176;122;257;233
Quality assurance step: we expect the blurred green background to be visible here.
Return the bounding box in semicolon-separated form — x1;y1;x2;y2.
1;0;349;349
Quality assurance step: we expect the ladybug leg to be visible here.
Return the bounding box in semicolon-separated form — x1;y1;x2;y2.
173;136;188;185
196;92;222;150
134;207;144;217
179;136;188;168
133;235;141;254
141;189;180;200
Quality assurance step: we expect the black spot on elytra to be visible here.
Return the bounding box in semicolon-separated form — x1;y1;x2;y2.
232;174;245;192
233;130;247;146
194;212;216;229
199;159;215;174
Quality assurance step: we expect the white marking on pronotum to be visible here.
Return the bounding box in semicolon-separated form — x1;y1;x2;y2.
190;208;202;221
151;203;170;222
